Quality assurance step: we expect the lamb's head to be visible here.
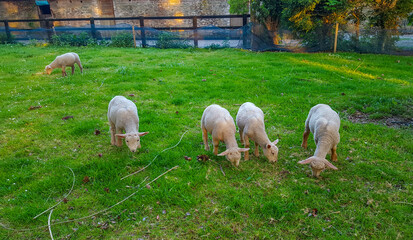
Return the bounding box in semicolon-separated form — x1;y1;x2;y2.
263;139;279;162
218;147;249;167
45;65;53;75
298;156;338;178
116;132;149;152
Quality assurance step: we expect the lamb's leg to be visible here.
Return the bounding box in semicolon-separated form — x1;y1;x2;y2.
239;129;244;144
331;146;338;162
254;142;259;157
76;60;83;73
212;138;219;155
71;66;75;75
109;122;116;145
62;66;66;77
115;128;123;147
301;129;310;149
243;134;250;160
202;127;210;151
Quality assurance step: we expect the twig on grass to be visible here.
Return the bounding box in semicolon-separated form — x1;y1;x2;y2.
33;167;76;219
219;165;226;176
48;209;54;240
0;166;178;232
394;202;413;206
121;130;188;180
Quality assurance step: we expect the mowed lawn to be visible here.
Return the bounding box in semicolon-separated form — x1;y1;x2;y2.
0;45;412;239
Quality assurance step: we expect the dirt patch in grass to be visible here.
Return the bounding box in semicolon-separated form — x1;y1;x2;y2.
348;111;413;128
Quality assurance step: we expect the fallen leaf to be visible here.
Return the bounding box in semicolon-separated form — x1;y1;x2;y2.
83;176;90;183
396;60;400;63
128;94;135;97
197;155;209;162
146;184;151;189
94;129;101;135
311;208;318;217
104;187;109;193
184;156;192;161
175;111;179;114
28;105;42;110
202;79;206;82
62;116;74;120
304;190;309;195
98;153;103;157
341;92;346;96
63;198;68;203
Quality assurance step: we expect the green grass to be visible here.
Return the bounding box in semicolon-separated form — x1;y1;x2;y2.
0;45;412;239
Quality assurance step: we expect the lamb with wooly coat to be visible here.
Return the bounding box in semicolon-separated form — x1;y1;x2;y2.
201;104;249;167
108;96;149;152
299;104;340;177
45;52;83;77
236;102;279;162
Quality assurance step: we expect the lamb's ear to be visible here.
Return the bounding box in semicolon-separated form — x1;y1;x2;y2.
298;158;313;165
273;139;279;145
323;159;338;170
138;132;149;137
217;150;229;156
237;148;250;152
115;134;127;138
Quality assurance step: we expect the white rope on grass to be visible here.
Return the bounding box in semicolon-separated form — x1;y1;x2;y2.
33;166;76;219
0;166;177;232
121;130;188;180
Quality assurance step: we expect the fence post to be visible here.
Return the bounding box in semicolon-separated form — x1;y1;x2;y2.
132;25;136;48
333;22;339;53
90;17;97;40
139;17;146;48
4;20;12;43
242;14;248;49
193;16;198;48
45;19;52;42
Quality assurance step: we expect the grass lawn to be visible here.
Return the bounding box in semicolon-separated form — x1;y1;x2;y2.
0;45;412;239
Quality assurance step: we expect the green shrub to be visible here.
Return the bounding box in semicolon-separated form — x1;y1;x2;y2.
51;32;94;46
0;33;16;44
110;32;134;47
155;32;190;49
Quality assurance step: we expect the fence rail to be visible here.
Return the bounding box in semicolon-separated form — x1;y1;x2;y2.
0;14;250;48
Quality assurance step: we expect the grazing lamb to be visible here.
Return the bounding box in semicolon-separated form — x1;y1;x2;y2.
45;52;83;77
299;104;340;177
236;102;279;162
201;104;249;167
108;96;149;152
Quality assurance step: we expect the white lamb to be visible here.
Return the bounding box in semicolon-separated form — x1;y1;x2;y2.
201;104;249;167
236;102;279;162
299;104;340;177
108;96;149;152
45;52;83;77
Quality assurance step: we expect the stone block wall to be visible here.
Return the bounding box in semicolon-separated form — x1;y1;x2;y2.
1;0;236;28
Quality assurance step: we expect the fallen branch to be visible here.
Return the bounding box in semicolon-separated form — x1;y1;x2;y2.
0;166;178;232
121;130;188;180
34;166;76;219
48;209;54;240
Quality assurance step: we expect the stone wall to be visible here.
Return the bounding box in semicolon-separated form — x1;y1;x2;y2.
1;0;236;28
112;0;231;27
0;0;40;28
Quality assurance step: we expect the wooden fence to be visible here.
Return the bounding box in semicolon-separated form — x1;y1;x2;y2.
0;14;250;48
